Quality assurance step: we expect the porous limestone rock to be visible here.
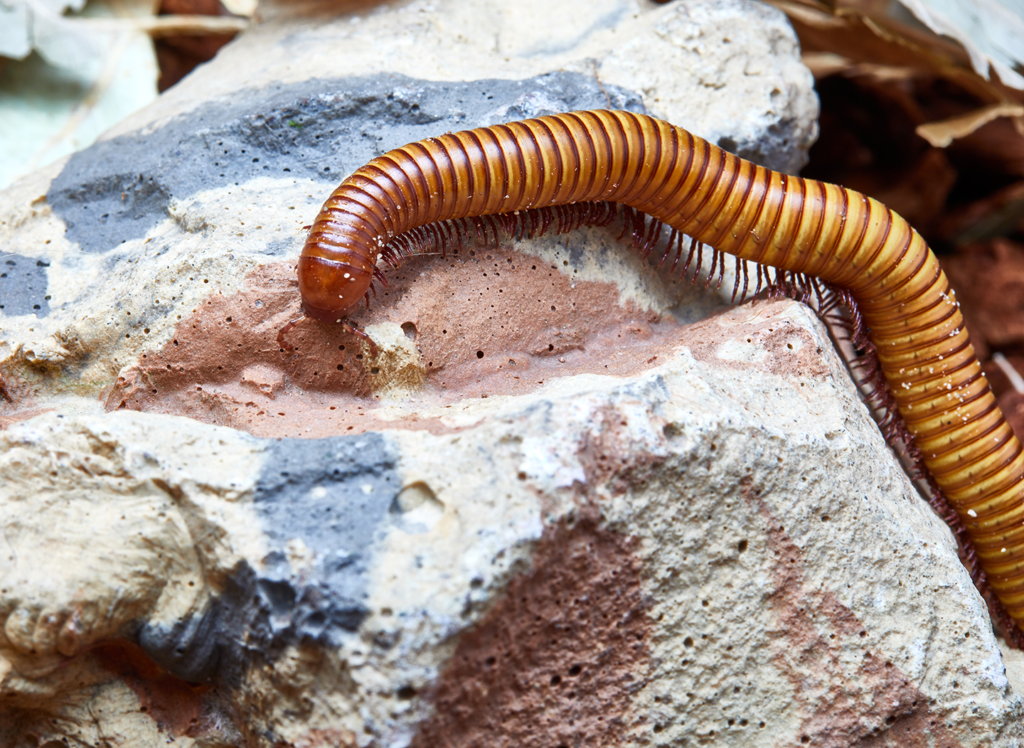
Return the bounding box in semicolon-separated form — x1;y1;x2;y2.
4;299;1023;748
3;0;1022;746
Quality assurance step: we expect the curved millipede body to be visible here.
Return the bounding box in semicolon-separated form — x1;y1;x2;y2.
298;110;1024;636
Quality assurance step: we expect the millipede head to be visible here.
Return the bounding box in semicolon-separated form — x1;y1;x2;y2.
297;253;372;323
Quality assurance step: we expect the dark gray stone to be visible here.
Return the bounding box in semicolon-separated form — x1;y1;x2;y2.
253;432;398;581
137;598;222;683
0;254;50;317
47;72;645;254
137;432;402;683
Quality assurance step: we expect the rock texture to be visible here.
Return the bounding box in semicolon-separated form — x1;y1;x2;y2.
2;0;1021;746
5;300;1022;748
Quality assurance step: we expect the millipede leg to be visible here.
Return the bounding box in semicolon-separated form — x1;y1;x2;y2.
731;256;742;303
705;248;720;289
690;242;704;284
342;320;379;356
276;315;307;352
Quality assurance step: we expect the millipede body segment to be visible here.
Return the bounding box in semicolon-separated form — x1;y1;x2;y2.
299;110;1024;633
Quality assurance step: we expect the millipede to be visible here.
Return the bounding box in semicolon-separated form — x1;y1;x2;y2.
289;109;1024;643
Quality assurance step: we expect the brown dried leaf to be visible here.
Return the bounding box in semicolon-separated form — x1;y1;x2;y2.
768;0;1024;106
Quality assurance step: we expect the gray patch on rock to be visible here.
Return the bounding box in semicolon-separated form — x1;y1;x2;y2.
137;432;401;683
49;174;171;254
0;254;50;317
137;599;222;682
47;72;645;254
717;120;804;174
252;432;399;577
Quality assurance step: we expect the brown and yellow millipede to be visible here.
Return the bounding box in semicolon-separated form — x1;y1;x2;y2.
293;109;1024;641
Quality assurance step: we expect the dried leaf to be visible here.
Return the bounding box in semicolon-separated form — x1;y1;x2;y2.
84;14;248;37
916;102;1024;146
803;51;924;81
769;0;1024;105
948;114;1024;176
994;352;1024;394
801;51;853;77
895;0;1024;90
770;0;968;70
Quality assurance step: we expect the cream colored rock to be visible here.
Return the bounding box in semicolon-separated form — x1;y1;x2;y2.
3;300;1024;747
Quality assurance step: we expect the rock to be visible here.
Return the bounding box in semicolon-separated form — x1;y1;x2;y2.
4;0;1019;746
3;299;1021;748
